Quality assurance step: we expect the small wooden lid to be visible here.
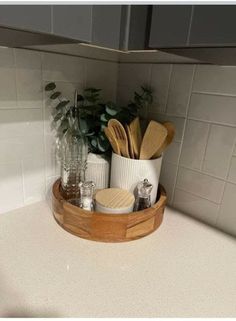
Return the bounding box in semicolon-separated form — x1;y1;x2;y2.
95;188;135;209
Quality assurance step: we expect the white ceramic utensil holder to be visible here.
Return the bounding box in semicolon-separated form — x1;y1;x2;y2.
86;153;110;189
110;153;163;205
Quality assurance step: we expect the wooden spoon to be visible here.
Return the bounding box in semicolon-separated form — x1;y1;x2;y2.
125;124;135;159
129;117;142;159
139;120;167;160
152;122;175;158
104;127;121;155
108;119;130;158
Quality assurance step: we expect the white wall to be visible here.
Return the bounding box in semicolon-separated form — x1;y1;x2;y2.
0;47;118;213
118;63;236;236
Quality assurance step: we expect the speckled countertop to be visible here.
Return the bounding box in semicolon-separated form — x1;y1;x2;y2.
0;201;236;317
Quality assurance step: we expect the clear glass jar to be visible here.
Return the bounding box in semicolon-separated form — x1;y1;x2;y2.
79;181;95;211
133;179;153;211
60;129;88;200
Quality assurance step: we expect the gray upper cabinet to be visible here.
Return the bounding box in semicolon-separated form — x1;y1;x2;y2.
189;6;236;46
0;5;51;33
53;5;122;49
149;5;192;48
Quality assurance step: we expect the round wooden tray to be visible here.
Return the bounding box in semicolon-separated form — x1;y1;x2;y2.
52;179;167;243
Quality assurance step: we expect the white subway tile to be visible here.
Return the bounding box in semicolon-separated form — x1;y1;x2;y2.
193;65;236;95
0;109;43;138
0;68;17;108
22;156;46;205
86;60;118;101
176;167;225;203
0;47;14;68
0;162;24;213
202;125;236;179
234;145;236;156
173;188;219;226
0;135;44;164
166;65;194;116
150;64;172;113
16;69;43;108
147;112;185;142
228;156;236;184
163;141;181;165
180;120;209;170
217;182;236;236
189;93;236;126
117;63;151;105
15;48;41;70
159;162;178;204
42;52;85;84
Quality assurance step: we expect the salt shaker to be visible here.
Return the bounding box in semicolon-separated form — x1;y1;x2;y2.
79;181;95;211
133;179;153;211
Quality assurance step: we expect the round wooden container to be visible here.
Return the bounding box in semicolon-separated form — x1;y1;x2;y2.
52;179;167;243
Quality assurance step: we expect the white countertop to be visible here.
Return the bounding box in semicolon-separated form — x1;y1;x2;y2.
0;201;236;317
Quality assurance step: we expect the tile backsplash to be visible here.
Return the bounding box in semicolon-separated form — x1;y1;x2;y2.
0;47;117;213
1;46;236;237
118;62;236;236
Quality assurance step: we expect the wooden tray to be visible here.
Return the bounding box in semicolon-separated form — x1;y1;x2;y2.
52;179;167;243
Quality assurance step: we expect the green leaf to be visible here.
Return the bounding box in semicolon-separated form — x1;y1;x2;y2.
45;82;56;91
77;94;84;101
84;88;101;93
105;105;119;116
100;113;113;122
91;138;98;148
56;100;70;110
53;112;63;122
50;91;61;100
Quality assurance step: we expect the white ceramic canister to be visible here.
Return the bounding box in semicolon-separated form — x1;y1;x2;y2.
110;152;163;205
86;153;110;189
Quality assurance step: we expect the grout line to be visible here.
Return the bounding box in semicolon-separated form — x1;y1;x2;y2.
199;123;211;171
170;65;196;205
186;6;194;46
163;64;173;114
13;49;18;109
192;90;236;98
187;117;236;128
174;186;222;206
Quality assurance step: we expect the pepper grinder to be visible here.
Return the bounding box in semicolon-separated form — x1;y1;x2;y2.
133;179;153;211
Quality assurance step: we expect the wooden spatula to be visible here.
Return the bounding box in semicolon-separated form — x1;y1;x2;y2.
125;124;135;159
129;117;142;159
152;121;175;158
104;127;121;155
139;120;168;160
108;119;130;158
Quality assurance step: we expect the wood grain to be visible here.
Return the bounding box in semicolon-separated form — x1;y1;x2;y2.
52;179;167;243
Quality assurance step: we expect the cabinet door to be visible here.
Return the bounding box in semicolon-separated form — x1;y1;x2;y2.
92;5;122;49
0;5;51;33
149;5;192;48
53;5;93;43
190;5;236;46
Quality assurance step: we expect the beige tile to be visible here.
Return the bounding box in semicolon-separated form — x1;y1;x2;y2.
15;48;41;70
16;69;43;108
0;68;17;108
217;182;236;236
166;65;195;116
234;145;236;156
0;162;24;213
189;93;236;126
180;120;209;170
228;156;236;184
193;65;236;95
150;64;172;113
0;47;14;68
0;109;43;138
176;167;225;203
173;188;219;226
159;162;178;204
22;156;46;205
163;141;181;165
86;60;118;101
202;125;236;179
147;112;185;143
42;52;85;84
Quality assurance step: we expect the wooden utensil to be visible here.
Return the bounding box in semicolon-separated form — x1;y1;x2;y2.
104;127;121;155
108;119;130;158
125;124;135;159
139;120;168;160
152;121;175;158
129;117;142;159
